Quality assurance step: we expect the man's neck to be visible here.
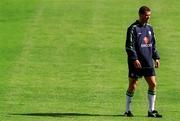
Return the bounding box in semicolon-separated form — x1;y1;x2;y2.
138;20;147;26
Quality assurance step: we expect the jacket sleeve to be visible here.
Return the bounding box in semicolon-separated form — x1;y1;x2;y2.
152;31;160;60
125;26;138;60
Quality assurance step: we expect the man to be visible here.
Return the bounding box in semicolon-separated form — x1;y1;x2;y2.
124;6;162;118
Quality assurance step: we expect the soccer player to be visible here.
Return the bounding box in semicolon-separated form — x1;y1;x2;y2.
124;6;162;118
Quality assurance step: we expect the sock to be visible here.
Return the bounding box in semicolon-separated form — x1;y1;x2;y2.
148;90;156;112
125;90;134;112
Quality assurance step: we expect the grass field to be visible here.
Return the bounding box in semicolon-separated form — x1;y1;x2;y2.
0;0;180;121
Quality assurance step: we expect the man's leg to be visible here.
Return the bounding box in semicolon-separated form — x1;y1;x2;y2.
125;77;138;116
145;76;156;112
145;76;162;117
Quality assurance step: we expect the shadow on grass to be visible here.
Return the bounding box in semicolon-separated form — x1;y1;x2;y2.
10;113;124;117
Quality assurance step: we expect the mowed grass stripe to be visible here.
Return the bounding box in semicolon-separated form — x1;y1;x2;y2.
2;0;47;113
0;0;44;114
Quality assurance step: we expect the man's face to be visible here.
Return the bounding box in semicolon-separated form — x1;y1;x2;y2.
140;11;151;23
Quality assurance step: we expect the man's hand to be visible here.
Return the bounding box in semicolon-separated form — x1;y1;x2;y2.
133;60;142;69
155;59;160;68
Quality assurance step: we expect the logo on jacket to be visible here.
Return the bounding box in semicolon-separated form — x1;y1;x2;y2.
144;36;149;44
148;31;152;36
141;36;152;47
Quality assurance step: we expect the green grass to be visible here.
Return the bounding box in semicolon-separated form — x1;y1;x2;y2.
0;0;180;121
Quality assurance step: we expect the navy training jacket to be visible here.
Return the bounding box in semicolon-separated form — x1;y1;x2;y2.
125;20;160;68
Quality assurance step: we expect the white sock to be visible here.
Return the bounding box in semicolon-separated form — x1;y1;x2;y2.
148;90;156;112
126;91;134;112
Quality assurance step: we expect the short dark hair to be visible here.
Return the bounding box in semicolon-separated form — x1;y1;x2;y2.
139;6;151;15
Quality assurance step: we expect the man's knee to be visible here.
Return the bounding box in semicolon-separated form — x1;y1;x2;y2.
149;82;156;90
145;76;157;90
128;78;138;92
